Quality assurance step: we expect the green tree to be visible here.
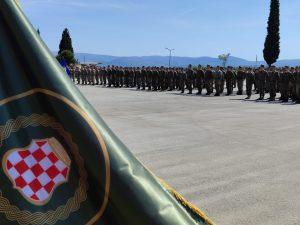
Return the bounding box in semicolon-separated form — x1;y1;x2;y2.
56;50;76;65
58;28;74;54
263;0;280;67
218;53;231;67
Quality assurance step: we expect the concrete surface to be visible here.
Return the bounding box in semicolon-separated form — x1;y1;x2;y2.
79;85;300;225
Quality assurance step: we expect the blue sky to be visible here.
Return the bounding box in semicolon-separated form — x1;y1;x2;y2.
20;0;300;60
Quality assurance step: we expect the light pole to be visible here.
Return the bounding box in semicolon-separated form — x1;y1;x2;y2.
255;55;258;68
165;48;175;68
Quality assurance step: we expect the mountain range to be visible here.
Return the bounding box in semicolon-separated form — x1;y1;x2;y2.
56;52;300;67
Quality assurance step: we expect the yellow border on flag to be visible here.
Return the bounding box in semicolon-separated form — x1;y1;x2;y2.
14;0;20;7
159;179;217;225
135;157;217;225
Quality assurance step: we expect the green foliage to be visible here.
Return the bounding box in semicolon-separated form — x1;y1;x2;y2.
56;50;76;65
58;28;74;54
263;0;280;67
218;53;231;67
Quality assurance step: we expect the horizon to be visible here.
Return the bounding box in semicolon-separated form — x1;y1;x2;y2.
65;52;300;62
20;0;300;61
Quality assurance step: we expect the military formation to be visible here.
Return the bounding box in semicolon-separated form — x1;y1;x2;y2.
70;64;300;103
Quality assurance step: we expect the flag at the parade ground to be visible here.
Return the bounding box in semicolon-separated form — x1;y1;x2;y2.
0;1;215;224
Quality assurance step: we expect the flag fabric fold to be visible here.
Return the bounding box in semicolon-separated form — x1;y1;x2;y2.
0;1;215;224
59;59;71;77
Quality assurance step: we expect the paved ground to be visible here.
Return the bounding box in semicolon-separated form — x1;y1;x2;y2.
79;85;300;225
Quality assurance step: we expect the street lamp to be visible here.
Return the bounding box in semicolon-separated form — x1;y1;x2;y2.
165;48;175;68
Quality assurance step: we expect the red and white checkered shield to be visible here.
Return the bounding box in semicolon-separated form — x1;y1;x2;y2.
3;138;71;205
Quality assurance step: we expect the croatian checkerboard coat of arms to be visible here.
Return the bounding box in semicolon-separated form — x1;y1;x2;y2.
0;91;110;225
3;138;71;205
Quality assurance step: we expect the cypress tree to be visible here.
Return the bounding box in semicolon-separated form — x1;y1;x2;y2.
263;0;280;67
58;28;74;54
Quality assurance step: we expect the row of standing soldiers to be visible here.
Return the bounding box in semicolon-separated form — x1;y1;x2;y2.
70;64;300;103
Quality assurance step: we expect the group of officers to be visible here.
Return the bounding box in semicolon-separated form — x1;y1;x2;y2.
70;64;300;103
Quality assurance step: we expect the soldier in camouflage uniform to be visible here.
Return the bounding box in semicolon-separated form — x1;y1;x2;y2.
236;67;245;95
279;67;291;102
195;65;205;95
107;66;112;87
186;65;194;94
178;68;186;93
120;66;125;87
267;66;279;101
140;67;146;90
220;67;225;94
225;67;234;95
174;68;180;90
135;67;141;90
70;66;75;82
113;66;119;87
146;67;152;91
245;68;255;99
205;65;214;95
75;67;80;84
91;66;96;85
214;66;224;96
290;67;297;101
87;66;92;85
294;67;300;103
152;67;159;91
82;66;88;85
256;65;268;100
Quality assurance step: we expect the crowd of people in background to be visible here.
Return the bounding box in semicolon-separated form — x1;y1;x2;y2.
69;64;300;103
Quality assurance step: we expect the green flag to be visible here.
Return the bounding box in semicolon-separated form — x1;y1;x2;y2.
0;1;215;225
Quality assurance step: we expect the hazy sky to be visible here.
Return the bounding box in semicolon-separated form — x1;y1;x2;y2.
19;0;300;60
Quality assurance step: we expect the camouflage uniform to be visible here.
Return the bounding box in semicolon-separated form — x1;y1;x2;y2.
245;69;255;99
195;67;205;95
225;68;234;95
214;67;224;96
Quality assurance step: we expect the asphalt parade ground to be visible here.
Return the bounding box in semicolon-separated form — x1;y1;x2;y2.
79;85;300;225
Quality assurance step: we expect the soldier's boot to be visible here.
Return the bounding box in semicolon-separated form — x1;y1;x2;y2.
269;92;275;101
197;88;202;95
206;90;210;95
256;92;263;100
180;86;184;93
227;87;233;95
214;89;220;96
282;97;288;102
187;85;192;94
